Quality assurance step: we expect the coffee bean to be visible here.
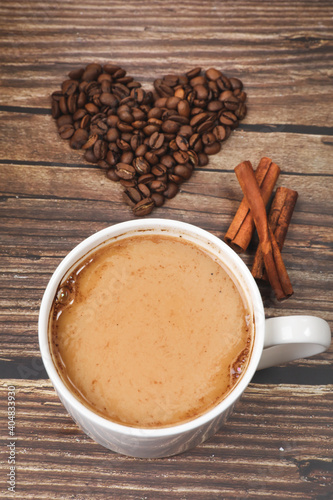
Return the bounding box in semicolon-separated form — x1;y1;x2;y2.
85;103;99;115
106;114;119;127
119;179;137;188
132;198;154;216
157;82;174;97
194;98;208;109
166;96;181;109
51;100;60;119
178;125;193;137
147;117;162;128
150;179;167;193
118;121;134;133
62;80;78;96
131;87;146;104
82;63;102;82
164;182;179;199
106;128;119;142
100;93;118;107
67;94;77;114
238;91;247;103
52;64;247;216
149;131;164;150
193;84;209;100
151;163;167;176
197;117;215;134
105;168;120;182
175;135;189;151
173;150;189;164
206;68;222;81
135;143;148;156
123;191;136;207
59;96;68;114
219;110;238;127
186;67;201;79
52;90;63;102
98;160;110;169
80;114;91;130
190;112;209;128
121;151;134;164
106;150;119;166
151;192;165;207
113;82;130;98
229;77;243;91
124;187;142;204
58;124;75;139
168;173;183;184
138;173;155;185
219;90;239;111
153;144;168;157
138;183;151;198
93;139;108;160
115;163;136;180
187;150;199;167
68;67;84;80
204;141;221;155
84;149;98;163
82;134;98;150
213;125;227;142
174;164;192;180
133;157;151;175
189;133;203;152
198;152;209;166
143;124;160;136
202;132;216;146
163;74;179;87
118;108;134;124
167;114;189;125
145;151;159;166
162;120;180;134
73;109;87;121
177;100;191;118
235;103;247;120
217;74;232;91
207;100;224;112
103;64;121;75
70;128;88;149
160;155;176;169
189;75;206;87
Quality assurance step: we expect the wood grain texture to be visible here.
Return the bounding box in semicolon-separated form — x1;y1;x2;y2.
1;0;333;127
0;0;332;498
0;380;332;499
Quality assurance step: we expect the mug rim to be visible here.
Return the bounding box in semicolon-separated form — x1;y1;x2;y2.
38;218;265;438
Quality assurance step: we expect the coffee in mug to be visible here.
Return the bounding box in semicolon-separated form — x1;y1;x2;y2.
49;233;254;428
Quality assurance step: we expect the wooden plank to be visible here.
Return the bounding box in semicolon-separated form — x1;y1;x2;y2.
1;113;332;174
0;380;332;499
1;1;332;497
0;162;332;359
0;1;332;123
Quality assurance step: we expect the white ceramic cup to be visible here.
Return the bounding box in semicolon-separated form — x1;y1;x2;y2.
38;219;331;458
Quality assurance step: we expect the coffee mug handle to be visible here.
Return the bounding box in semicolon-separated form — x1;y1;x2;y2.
257;315;331;370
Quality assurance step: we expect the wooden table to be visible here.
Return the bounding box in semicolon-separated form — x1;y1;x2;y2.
1;1;332;498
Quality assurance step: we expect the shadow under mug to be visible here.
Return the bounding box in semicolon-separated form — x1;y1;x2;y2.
38;219;331;458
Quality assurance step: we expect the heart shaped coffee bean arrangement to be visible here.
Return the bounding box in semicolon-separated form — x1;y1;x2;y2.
51;63;247;215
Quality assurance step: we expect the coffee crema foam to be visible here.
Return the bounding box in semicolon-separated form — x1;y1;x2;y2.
49;234;253;428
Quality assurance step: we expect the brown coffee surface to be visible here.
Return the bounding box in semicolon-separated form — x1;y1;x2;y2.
50;234;253;428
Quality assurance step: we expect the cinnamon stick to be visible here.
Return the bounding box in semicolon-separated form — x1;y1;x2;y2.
234;162;293;300
252;187;298;280
225;157;280;253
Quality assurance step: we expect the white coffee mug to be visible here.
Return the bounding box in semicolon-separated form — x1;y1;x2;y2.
38;219;331;458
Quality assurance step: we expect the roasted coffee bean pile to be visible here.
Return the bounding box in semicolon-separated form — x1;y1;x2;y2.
51;63;247;215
